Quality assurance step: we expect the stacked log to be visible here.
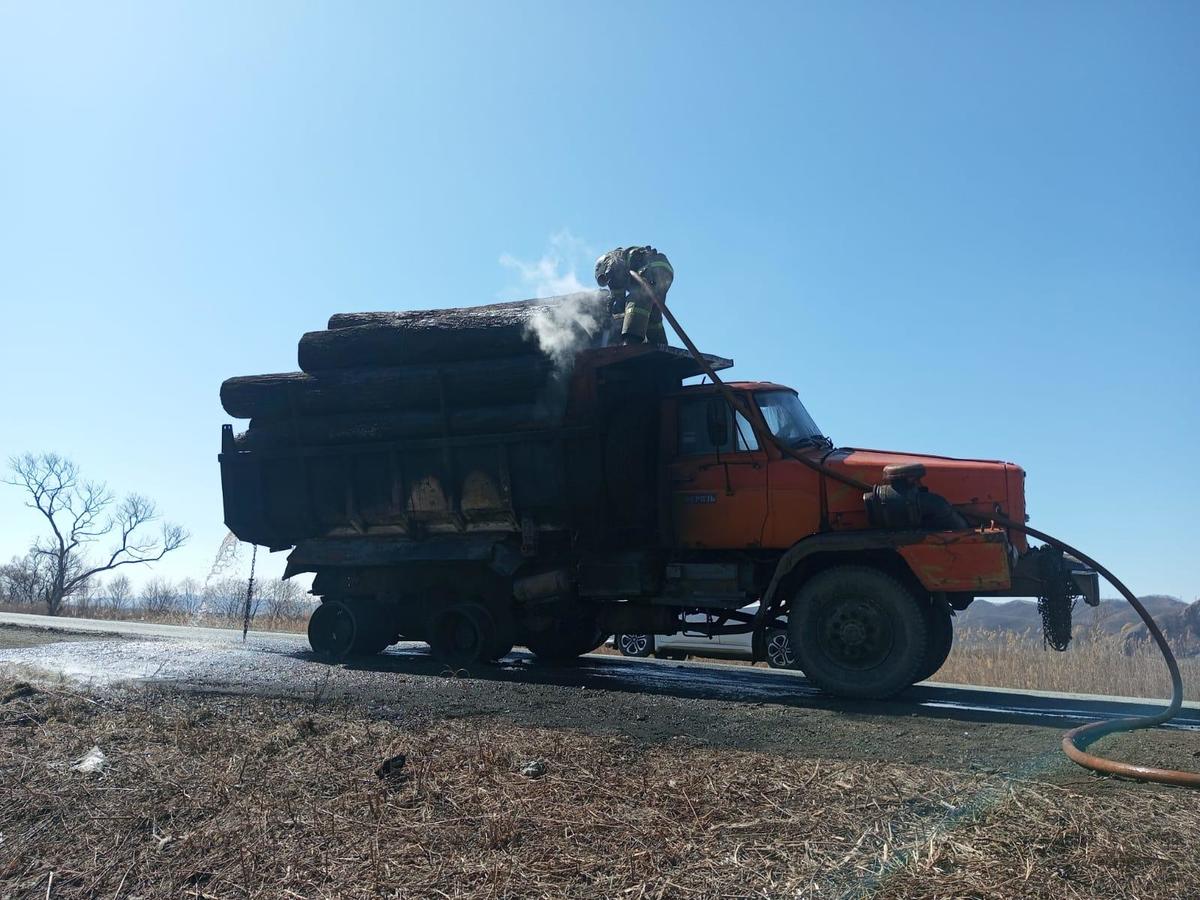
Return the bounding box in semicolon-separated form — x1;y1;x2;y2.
233;404;558;450
222;291;611;450
299;293;609;371
326;297;552;330
220;357;552;419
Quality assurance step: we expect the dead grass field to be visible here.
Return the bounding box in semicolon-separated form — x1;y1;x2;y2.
938;629;1200;702
1;677;1196;899
0;603;309;635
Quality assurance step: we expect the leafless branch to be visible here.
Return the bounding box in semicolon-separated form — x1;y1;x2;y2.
4;453;189;614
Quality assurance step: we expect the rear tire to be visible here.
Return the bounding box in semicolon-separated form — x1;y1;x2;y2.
916;600;954;682
308;600;358;660
430;603;496;667
524;616;606;663
789;566;928;700
350;601;395;655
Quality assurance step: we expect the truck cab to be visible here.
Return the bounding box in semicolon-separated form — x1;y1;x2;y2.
660;380;1025;582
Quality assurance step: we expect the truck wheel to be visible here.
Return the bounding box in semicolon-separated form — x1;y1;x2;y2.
617;634;654;657
352;631;393;655
308;600;357;660
488;639;516;662
915;601;954;683
524;617;606;663
788;566;928;700
486;611;516;662
486;602;517;661
348;601;396;655
765;629;797;669
430;603;496;666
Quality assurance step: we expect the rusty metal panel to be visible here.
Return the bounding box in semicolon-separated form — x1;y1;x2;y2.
897;530;1012;591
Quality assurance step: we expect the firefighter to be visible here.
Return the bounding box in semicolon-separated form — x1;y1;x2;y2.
594;245;674;345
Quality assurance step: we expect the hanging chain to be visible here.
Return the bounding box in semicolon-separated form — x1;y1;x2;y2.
241;544;258;642
1038;591;1076;652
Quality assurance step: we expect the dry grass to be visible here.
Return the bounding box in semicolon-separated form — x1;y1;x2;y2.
0;602;308;635
938;628;1200;702
1;678;1197;899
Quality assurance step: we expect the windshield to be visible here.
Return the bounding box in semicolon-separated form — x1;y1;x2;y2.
754;390;826;448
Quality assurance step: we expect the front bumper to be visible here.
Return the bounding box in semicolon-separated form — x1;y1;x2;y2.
1003;545;1101;605
1067;557;1101;606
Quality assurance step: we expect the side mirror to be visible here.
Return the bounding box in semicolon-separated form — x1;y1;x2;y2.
705;397;729;449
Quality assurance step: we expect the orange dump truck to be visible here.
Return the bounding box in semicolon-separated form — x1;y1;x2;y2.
220;336;1097;699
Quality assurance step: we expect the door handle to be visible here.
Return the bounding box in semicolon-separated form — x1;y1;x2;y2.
670;475;695;485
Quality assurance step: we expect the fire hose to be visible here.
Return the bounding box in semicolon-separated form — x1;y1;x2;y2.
629;270;1199;788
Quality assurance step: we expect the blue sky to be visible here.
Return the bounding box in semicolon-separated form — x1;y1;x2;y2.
1;2;1196;598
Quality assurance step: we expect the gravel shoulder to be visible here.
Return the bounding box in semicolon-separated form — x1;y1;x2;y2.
0;625;106;650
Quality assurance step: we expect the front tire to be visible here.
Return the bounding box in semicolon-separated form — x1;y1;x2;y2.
915;600;954;682
789;566;928;700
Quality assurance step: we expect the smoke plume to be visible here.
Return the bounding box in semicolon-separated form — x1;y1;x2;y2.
501;231;613;371
498;230;590;299
522;291;611;370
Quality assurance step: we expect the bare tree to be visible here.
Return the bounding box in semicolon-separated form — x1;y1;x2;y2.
139;577;179;615
176;577;204;616
105;574;133;610
0;553;52;607
72;584;93;614
4;453;188;615
202;577;250;622
260;578;307;623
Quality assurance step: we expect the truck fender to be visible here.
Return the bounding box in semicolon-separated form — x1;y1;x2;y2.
759;528;1011;614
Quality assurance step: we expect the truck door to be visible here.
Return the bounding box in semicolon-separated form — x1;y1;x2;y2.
666;395;769;548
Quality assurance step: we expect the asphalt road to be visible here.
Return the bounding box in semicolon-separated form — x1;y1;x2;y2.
2;610;1196;733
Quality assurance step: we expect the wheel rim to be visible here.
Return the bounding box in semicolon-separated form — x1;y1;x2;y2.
767;632;794;668
309;601;357;659
620;634;649;656
819;596;894;670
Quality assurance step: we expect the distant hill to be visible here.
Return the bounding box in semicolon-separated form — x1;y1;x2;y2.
1121;599;1200;657
954;595;1190;647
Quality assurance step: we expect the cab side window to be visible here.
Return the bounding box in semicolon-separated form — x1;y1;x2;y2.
677;399;759;456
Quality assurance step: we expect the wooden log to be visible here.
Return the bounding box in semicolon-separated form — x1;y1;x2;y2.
220;355;552;420
298;322;536;371
234;403;562;450
302;292;613;371
328;297;558;330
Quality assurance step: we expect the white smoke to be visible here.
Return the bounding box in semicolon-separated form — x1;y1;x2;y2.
522;292;610;370
498;230;590;298
500;231;615;371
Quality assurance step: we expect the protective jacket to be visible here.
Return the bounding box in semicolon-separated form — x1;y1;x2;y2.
594;246;673;345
